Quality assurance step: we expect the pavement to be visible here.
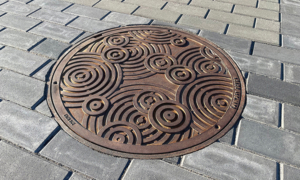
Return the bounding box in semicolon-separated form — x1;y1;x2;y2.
0;0;300;179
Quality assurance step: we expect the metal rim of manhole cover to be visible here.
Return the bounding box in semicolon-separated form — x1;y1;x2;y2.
47;25;246;159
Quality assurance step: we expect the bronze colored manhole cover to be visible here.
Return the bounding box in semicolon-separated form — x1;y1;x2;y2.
48;25;246;159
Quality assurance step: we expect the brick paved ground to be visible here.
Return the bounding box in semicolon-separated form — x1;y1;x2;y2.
0;0;300;179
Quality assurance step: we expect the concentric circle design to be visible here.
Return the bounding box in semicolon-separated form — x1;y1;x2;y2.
48;25;246;159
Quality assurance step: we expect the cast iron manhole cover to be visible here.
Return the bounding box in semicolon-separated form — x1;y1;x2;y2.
48;25;246;159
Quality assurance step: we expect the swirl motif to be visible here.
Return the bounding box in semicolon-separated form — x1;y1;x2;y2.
148;100;191;133
103;35;129;46
101;46;130;63
170;36;187;47
133;90;168;113
98;121;142;145
144;53;177;73
82;95;109;116
166;65;196;85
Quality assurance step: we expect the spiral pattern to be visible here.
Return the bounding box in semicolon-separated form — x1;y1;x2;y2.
170;36;187;47
98;121;142;145
101;46;130;63
148;100;191;133
82;95;109;116
133;90;167;113
166;65;196;85
103;35;129;46
144;53;177;73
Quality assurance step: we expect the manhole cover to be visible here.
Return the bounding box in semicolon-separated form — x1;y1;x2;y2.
48;25;246;159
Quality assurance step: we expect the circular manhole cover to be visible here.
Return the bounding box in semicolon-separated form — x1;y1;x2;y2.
48;25;246;159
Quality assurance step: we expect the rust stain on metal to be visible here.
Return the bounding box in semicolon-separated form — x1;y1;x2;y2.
47;25;246;159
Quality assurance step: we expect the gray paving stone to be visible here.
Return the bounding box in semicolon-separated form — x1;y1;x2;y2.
248;73;300;106
35;99;52;117
178;15;227;33
30;22;83;43
190;0;233;12
63;4;109;20
29;0;72;11
134;7;181;23
285;63;300;84
94;0;138;14
163;2;208;17
242;94;279;126
162;156;180;164
11;0;31;3
69;173;90;180
41;130;129;179
31;38;70;59
218;126;235;144
0;1;39;16
124;0;166;9
0;100;58;151
168;0;189;4
234;5;279;21
183;142;276;180
68;16;119;33
216;0;257;7
281;4;300;17
124;160;209;180
283;35;300;50
0;28;43;50
0;9;5;16
207;10;255;27
282;14;300;38
0;46;48;76
256;18;280;33
258;1;279;11
253;42;300;65
29;8;77;25
0;70;45;108
0;13;41;31
281;0;300;6
237;119;300;166
63;0;99;6
284;104;300;134
103;12;151;25
32;60;55;81
229;51;281;78
284;165;300;180
151;20;199;34
71;31;92;44
199;30;251;54
0;141;68;179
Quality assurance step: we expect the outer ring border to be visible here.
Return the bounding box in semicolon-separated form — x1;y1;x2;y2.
47;25;246;159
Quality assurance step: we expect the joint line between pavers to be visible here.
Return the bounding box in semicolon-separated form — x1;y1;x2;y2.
62;171;73;180
29;59;52;77
234;119;242;146
280;163;284;180
256;0;259;8
26;7;41;17
92;0;101;7
175;14;183;24
120;160;132;180
61;3;75;12
281;63;284;81
34;126;61;154
180;155;185;166
161;2;168;10
281;103;285;129
204;9;210;19
276;162;280;180
230;4;235;13
187;0;192;5
278;103;282;128
131;6;140;15
65;16;79;26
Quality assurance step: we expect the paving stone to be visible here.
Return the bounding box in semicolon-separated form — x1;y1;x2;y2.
227;24;279;45
218;126;235;144
199;30;251;54
0;0;6;4
0;46;48;76
63;3;109;20
124;0;166;8
178;15;226;33
162;156;180;164
242;94;279;126
183;142;276;180
256;18;280;33
0;9;5;16
253;43;300;65
11;0;31;3
0;1;39;16
281;0;300;6
215;0;257;7
71;31;92;44
281;4;300;17
103;12;151;25
68;16;119;33
163;2;207;17
248;73;300;106
262;0;278;2
284;104;300;134
283;34;300;50
94;0;138;14
0;28;43;50
30;22;83;43
134;7;181;23
258;1;279;11
238;119;300;166
285;64;300;84
0;100;58;151
31;38;71;59
0;13;41;31
151;20;199;34
0;70;45;108
29;8;77;25
69;173;90;180
207;10;254;27
282;14;300;38
284;165;300;179
229;51;281;78
168;0;190;4
234;5;279;21
32;60;55;81
41;130;129;179
124;160;209;180
0;142;68;179
35;99;52;117
62;0;98;6
29;0;72;11
190;0;233;12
